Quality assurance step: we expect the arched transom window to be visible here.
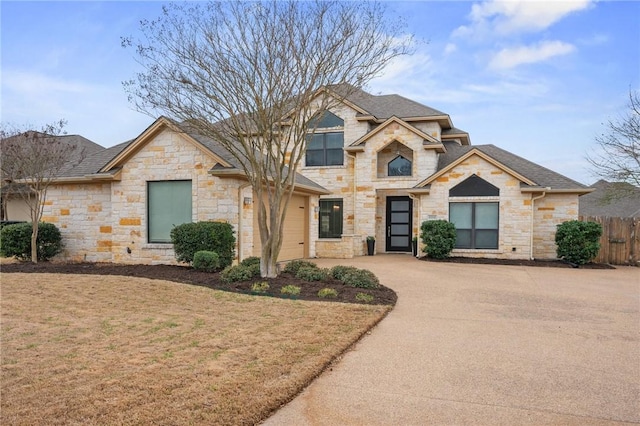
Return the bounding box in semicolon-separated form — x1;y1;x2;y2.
388;155;412;176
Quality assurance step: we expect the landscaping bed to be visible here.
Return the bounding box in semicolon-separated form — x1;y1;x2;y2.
420;256;615;269
1;261;398;306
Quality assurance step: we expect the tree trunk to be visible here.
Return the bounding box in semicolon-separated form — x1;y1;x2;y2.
31;221;38;264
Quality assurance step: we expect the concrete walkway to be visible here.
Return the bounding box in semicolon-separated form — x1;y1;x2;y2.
264;255;639;425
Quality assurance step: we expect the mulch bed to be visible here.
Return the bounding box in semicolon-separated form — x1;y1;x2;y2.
420;256;615;269
1;262;398;306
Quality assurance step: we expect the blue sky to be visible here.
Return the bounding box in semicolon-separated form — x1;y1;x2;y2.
1;1;638;185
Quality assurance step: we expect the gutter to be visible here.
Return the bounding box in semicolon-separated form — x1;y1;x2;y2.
530;188;550;260
345;151;358;237
237;182;252;263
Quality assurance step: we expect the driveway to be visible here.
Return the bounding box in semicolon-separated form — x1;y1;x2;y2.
265;255;639;425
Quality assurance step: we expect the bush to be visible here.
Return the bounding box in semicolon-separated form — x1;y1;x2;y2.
220;263;261;283
283;259;317;275
355;293;374;303
341;268;380;289
192;250;220;272
0;222;63;261
251;281;270;294
296;266;329;282
170;221;235;267
420;220;456;259
240;256;261;267
330;265;359;281
281;285;301;297
555;220;602;266
318;288;338;298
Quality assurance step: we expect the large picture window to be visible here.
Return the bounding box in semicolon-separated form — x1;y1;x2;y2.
319;199;343;238
306;133;344;166
147;180;192;243
449;202;499;249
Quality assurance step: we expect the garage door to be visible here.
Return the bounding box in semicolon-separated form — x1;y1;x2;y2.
253;193;308;261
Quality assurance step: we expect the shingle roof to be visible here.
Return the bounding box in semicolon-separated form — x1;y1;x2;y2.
329;84;450;121
61;141;131;177
579;180;640;217
437;142;588;191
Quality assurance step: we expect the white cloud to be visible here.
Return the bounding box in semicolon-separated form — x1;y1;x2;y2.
454;0;594;38
489;40;575;69
444;43;457;55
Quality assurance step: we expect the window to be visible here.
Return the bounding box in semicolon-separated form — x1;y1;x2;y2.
388;155;412;176
319;199;343;238
449;202;499;249
306;111;344;166
147;180;192;243
306;133;344;166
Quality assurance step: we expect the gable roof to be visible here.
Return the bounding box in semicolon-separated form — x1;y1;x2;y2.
420;142;591;192
346;116;443;152
579;180;640;217
325;84;469;144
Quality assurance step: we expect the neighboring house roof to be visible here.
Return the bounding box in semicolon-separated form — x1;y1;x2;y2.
579;180;640;217
426;142;590;192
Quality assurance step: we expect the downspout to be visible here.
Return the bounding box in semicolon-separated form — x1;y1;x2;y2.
237;182;251;263
530;188;549;260
345;151;357;237
408;193;420;257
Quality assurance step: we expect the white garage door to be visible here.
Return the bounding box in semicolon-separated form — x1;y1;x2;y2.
253;193;308;261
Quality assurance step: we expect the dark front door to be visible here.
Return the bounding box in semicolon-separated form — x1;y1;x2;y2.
386;196;412;252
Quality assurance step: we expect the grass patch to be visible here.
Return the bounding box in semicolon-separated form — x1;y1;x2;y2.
0;273;389;425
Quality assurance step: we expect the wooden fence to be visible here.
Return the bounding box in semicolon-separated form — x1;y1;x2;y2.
579;216;639;265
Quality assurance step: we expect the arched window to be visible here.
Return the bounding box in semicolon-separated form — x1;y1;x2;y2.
388;155;412;176
306;111;344;166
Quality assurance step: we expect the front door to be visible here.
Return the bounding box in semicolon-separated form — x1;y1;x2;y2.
386;196;412;252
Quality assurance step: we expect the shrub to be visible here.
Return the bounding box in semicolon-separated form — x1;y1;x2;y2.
192;250;220;272
330;265;359;281
296;266;329;282
0;222;62;261
170;221;235;267
355;293;374;303
220;263;261;283
341;268;380;289
251;281;270;294
420;220;456;259
240;256;261;267
555;220;602;266
318;288;338;298
283;259;317;275
280;285;301;297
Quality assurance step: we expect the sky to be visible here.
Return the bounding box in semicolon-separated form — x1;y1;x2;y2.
1;1;639;185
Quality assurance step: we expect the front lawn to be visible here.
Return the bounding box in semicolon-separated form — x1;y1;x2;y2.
1;273;390;425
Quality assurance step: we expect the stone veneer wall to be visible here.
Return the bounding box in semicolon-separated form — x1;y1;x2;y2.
110;129;243;264
420;154;535;259
532;193;579;259
41;128;248;265
42;183;113;262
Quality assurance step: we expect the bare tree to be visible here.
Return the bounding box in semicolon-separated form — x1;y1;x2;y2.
588;90;640;190
0;120;79;263
123;0;412;277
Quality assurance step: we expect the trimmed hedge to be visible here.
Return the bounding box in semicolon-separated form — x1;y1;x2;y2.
555;220;602;266
0;222;63;261
193;250;220;272
341;268;380;289
170;221;235;267
220;263;261;283
420;220;456;259
283;259;317;275
296;266;329;281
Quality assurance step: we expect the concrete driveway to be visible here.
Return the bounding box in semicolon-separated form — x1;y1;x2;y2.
265;255;639;425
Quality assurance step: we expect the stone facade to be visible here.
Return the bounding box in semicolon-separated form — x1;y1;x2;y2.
26;92;585;265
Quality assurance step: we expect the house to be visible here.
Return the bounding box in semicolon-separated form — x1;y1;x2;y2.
1;133;104;221
8;86;592;264
579;180;640;218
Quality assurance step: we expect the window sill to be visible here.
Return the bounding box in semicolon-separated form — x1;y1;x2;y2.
453;248;501;254
318;238;342;241
143;243;173;250
303;165;345;169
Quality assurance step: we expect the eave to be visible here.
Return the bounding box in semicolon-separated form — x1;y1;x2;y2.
208;168;330;195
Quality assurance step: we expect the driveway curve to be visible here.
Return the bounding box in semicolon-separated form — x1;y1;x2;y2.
264;255;639;425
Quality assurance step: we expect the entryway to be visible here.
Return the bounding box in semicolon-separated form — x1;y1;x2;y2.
385;196;412;252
